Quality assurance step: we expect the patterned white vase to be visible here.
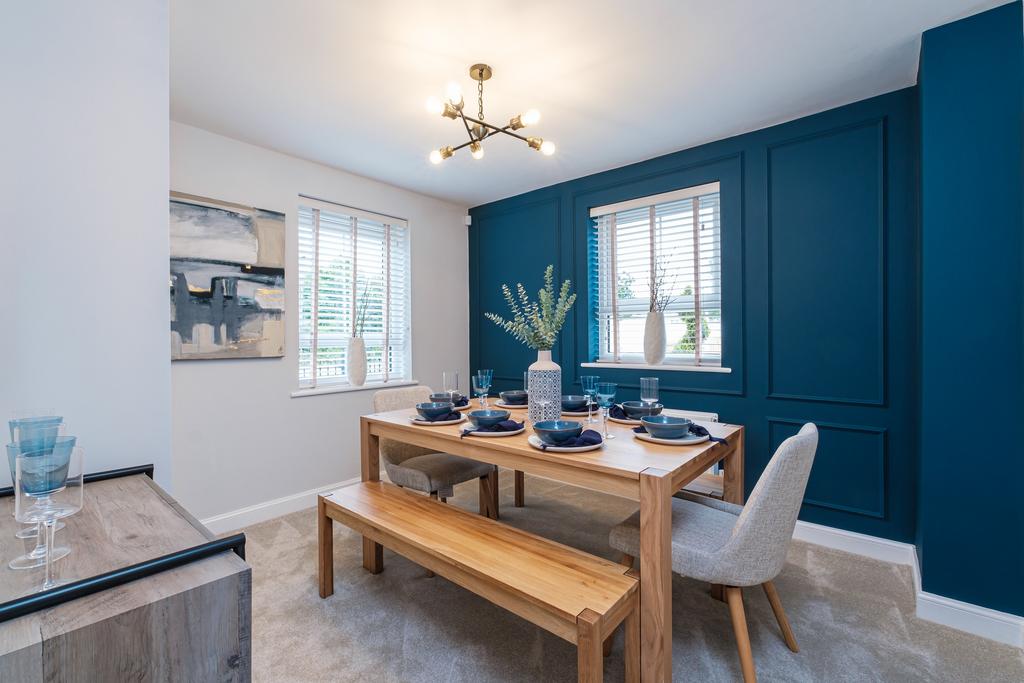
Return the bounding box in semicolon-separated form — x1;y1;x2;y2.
643;311;666;365
528;350;562;423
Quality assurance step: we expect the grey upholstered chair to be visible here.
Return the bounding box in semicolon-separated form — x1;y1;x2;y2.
608;423;818;683
372;386;499;519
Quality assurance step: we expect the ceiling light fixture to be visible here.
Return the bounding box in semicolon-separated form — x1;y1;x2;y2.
426;63;554;164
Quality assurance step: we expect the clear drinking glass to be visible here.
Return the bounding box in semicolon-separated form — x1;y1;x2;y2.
580;375;600;424
523;371;529;392
442;371;460;402
472;369;493;408
640;377;660;407
8;417;70;567
12;444;84;590
595;382;618;440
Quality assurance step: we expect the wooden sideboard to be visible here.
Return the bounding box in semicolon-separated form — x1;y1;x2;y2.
0;473;251;681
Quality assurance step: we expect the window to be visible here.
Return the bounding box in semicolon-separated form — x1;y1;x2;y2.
592;182;722;366
298;199;410;388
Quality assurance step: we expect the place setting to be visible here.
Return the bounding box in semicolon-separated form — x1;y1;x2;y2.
409;401;466;426
527;420;604;453
494;372;529;410
432;371;472;410
608;377;662;425
559;394;591;417
460;409;525;438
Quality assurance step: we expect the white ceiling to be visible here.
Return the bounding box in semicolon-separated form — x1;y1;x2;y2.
171;0;1006;207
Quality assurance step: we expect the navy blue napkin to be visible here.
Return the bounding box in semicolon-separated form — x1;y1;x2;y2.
453;396;469;408
538;429;603;450
632;423;727;445
419;411;461;423
461;419;524;438
608;404;630;420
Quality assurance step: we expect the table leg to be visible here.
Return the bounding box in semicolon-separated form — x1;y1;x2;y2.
639;468;673;683
360;417;384;573
722;429;745;505
317;495;334;598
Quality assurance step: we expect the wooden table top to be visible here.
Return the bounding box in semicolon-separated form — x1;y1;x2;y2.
364;408;743;483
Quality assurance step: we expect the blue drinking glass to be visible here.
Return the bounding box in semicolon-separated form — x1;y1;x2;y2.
580;375;600;424
7;436;76;495
473;369;494;408
9;415;63;444
595;382;618;440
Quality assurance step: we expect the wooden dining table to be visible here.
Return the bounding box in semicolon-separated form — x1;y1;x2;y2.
359;408;745;683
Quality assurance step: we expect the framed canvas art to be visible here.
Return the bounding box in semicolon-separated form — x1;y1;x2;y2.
169;192;285;360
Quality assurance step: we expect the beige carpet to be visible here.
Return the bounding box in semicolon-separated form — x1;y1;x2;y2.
239;472;1023;682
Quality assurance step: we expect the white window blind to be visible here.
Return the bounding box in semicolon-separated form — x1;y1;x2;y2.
593;183;722;366
298;201;410;388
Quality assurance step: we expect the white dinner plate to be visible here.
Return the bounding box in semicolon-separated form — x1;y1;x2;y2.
494;401;528;410
409;414;467;426
608;415;642;425
527;434;603;453
453;403;473;411
561;410;591;417
634;432;710;446
461;426;526;438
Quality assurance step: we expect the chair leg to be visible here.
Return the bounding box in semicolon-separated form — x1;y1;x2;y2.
762;581;799;652
514;470;525;507
725;586;757;683
619;553;634;568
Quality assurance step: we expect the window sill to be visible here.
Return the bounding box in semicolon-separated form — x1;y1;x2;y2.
580;362;732;374
291;379;418;398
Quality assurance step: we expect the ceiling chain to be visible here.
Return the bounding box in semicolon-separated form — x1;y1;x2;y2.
477;77;484;121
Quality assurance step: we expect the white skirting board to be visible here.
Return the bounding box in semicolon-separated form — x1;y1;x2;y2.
202;482;1023;648
200;476;361;535
794;520;1023;648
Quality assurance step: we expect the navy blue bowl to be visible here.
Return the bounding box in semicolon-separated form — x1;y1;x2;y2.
416;402;454;420
430;392;462;404
499;390;528;405
640;415;692;439
561;395;589;412
533;420;583;445
621;401;664;419
468;409;511;428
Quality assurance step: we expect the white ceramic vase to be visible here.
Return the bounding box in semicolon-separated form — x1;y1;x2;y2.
528;349;562;423
347;336;367;387
643;311;667;365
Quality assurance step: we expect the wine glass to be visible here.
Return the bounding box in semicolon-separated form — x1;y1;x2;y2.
11;442;83;590
8;417;71;569
442;371;460;402
472;369;493;408
640;377;660;407
595;382;618;440
580;375;600;424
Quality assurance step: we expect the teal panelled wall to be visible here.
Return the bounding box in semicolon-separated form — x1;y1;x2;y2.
470;88;920;543
918;1;1024;616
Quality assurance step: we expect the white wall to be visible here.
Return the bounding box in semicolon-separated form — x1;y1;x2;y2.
0;2;171;486
170;122;469;521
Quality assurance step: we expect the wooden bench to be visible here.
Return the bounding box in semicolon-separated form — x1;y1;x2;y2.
318;481;639;682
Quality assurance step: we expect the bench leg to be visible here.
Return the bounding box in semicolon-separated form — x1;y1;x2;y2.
624;599;640;683
577;608;603;683
317;496;334;598
514;470;525;507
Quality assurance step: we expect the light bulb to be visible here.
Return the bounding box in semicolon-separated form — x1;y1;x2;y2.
445;81;463;104
521;109;541;126
425;96;443;115
470;142;484;160
429;149;443;165
540;140;556;156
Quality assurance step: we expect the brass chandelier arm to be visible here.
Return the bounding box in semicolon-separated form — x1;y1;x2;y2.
460;113;530;144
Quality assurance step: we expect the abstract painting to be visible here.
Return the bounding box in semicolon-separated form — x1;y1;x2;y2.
169;192;285;360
